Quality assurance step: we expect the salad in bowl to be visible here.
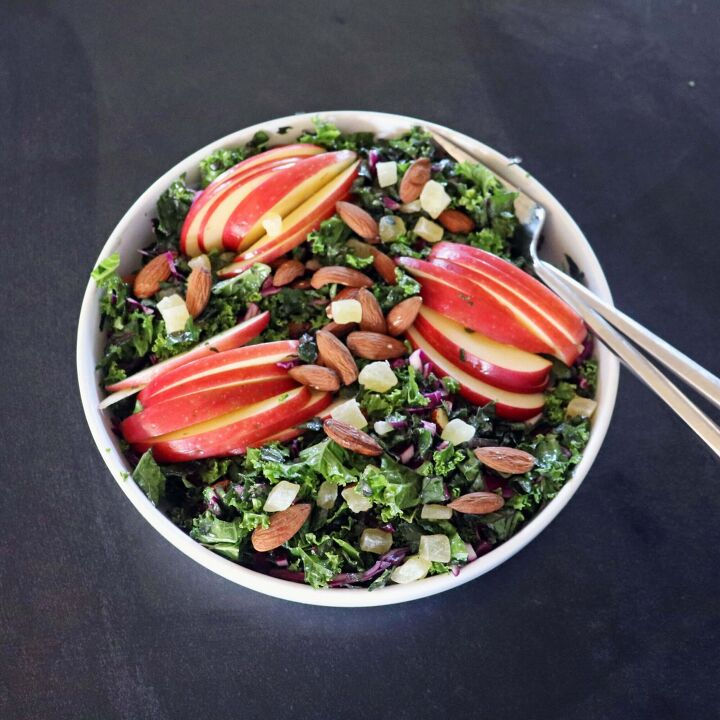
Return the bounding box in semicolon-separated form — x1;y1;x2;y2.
80;112;614;604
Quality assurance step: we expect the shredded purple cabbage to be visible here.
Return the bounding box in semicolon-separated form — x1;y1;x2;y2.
398;445;415;464
382;196;400;210
329;547;410;587
421;420;437;435
126;297;154;315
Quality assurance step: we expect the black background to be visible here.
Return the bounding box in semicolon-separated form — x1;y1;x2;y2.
2;2;719;718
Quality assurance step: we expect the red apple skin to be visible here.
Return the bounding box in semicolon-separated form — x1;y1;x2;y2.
140;362;290;406
220;149;357;252
218;161;360;277
405;326;546;422
430;242;587;345
195;160;302;253
122;375;298;443
412;308;551;393
138;339;298;406
180;144;323;255
105;312;270;392
428;256;580;365
397;257;556;355
145;388;337;463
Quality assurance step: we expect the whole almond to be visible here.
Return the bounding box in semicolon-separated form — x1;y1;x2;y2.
438;209;475;234
133;253;173;298
323;419;383;456
288;321;310;339
323;321;356;337
311;266;373;290
448;492;505;515
185;267;212;318
336;201;379;241
399;158;431;203
305;259;321;272
357;289;387;334
346;331;407;360
273;259;305;287
386;296;423;336
316;330;358;385
474;447;535;475
291;279;312;290
288;364;340;392
251;503;312;552
370;249;398;285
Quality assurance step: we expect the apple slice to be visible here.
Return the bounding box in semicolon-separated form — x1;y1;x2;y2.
429;256;581;365
405;326;546;421
397;257;554;355
218;161;361;277
429;242;586;345
413;306;551;392
121;374;298;443
101;312;270;402
138;339;298;406
180;144;323;256
143;386;314;463
222;150;358;252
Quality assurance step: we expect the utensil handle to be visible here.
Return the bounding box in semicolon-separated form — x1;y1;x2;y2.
534;263;720;459
538;260;720;410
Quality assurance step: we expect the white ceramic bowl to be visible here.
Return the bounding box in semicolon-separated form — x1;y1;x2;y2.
77;111;619;607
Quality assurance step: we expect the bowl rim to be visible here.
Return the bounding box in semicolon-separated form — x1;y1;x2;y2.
77;110;619;607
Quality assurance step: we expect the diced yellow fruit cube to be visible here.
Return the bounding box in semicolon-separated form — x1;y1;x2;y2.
330;399;368;429
157;294;190;334
566;395;598;419
419;534;452;563
419;180;451;218
317;480;338;509
359;529;393;554
376;161;398;188
414;217;444;243
390;555;431;584
341;485;373;513
421;504;453;520
331;298;362;324
263;480;300;512
358;361;398;392
441;418;475;445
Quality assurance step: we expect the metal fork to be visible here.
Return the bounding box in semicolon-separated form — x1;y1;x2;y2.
429;129;720;459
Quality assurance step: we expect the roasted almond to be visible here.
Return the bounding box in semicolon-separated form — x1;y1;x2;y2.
357;289;387;334
399;158;431;203
311;266;373;290
133;253;173;299
370;249;398;285
474;447;536;475
336;201;379;241
346;331;407;360
323;419;383;456
251;503;312;552
185;267;212;318
448;492;505;515
322;321;356;337
291;279;312;290
273;259;305;287
316;330;358;385
288;321;311;339
288;364;340;392
438;209;475;234
386;296;423;336
305;259;321;272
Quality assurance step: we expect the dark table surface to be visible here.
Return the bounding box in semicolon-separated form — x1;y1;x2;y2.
2;2;719;718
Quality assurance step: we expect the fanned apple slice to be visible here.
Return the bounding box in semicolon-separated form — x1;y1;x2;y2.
397;257;555;355
218;161;360;277
413;306;551;392
122;374;298;443
429;242;586;345
138;339;298;405
222;149;357;252
405;326;546;421
143;386;313;463
101;312;270;403
180;144;323;256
